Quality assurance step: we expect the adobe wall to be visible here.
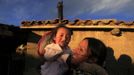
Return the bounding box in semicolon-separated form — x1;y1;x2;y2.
20;19;134;75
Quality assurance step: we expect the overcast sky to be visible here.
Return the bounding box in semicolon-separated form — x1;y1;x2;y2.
0;0;134;26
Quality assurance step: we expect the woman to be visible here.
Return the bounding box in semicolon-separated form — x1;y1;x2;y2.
71;37;108;75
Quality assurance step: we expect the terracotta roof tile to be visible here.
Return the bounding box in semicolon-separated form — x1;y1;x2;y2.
37;21;43;25
125;21;134;26
21;21;31;26
61;19;69;24
107;20;116;25
84;20;93;25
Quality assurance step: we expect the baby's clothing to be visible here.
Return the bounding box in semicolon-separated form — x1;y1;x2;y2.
44;43;63;61
41;59;68;75
40;43;71;75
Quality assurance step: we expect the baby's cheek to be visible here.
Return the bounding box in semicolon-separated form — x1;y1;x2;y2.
55;38;61;44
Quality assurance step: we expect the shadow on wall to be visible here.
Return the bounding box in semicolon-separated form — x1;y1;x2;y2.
105;47;134;75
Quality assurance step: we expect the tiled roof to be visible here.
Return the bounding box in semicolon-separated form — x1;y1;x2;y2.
21;19;134;26
20;19;134;29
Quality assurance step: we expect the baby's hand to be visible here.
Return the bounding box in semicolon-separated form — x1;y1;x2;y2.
44;43;63;60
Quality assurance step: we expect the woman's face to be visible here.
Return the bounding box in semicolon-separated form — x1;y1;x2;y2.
54;27;71;47
72;39;90;64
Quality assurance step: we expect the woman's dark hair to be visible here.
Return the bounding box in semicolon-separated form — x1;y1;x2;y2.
49;24;73;41
84;37;107;66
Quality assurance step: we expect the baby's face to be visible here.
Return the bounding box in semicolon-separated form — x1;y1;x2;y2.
54;27;71;47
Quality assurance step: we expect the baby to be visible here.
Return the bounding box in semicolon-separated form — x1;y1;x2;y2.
38;25;73;75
